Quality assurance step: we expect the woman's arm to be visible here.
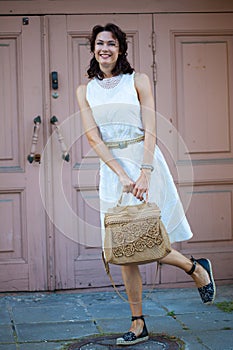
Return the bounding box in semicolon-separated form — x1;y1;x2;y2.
76;84;135;193
133;73;156;200
135;72;156;164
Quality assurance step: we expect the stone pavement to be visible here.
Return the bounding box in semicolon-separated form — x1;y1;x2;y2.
0;284;232;350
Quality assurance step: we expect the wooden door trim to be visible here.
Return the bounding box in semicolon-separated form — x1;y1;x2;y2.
1;0;233;15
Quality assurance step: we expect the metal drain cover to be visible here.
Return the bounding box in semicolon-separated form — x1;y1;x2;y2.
68;334;184;349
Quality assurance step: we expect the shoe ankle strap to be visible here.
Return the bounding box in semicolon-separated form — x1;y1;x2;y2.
186;256;197;275
131;315;144;322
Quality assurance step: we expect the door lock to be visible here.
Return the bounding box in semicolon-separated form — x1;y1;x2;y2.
51;71;58;90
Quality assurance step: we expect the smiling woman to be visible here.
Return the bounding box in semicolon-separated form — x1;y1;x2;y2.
76;22;216;346
87;23;134;79
94;32;120;73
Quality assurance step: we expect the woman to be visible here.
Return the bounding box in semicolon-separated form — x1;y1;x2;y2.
76;23;216;346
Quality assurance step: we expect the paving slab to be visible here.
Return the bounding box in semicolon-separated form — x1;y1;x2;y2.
148;288;199;302
84;301;130;319
161;298;213;314
177;334;212;350
91;317;129;334
196;329;233;350
0;325;15;343
0;307;11;325
15;321;98;342
177;311;233;332
13;304;90;324
0;344;16;350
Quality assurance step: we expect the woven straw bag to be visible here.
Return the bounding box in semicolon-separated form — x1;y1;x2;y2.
103;200;171;266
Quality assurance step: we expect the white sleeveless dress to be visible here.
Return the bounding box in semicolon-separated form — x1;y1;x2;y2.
86;72;193;247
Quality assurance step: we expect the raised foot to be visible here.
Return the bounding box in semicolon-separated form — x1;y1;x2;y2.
187;256;216;304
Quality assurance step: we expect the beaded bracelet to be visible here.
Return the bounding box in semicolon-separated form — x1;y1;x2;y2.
140;163;154;172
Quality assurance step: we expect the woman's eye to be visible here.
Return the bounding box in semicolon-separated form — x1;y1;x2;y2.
95;41;117;46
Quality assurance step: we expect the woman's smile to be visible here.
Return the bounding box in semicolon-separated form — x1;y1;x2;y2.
100;53;112;59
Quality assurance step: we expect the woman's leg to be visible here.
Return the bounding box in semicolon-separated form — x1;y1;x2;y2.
160;248;210;288
120;248;214;341
121;264;144;336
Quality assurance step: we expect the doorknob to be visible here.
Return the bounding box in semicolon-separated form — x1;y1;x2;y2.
27;116;41;163
50;116;70;162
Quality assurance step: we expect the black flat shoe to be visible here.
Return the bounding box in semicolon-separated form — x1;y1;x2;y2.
116;315;149;346
187;256;216;304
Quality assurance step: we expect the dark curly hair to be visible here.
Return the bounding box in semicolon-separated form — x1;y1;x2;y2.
87;23;134;80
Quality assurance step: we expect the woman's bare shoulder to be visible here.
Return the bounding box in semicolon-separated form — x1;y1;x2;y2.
134;72;151;91
134;72;150;82
76;84;89;108
76;84;87;98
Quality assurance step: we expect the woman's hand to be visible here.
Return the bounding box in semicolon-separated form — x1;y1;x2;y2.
119;174;135;194
132;170;151;201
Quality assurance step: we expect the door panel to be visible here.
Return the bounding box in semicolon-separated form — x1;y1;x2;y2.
0;17;47;291
154;13;233;284
175;35;233;160
48;14;154;288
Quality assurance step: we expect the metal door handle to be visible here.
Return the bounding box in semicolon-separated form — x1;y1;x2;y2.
27;116;41;163
50;116;70;162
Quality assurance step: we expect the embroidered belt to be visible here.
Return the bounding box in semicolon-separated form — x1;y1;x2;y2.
105;135;144;149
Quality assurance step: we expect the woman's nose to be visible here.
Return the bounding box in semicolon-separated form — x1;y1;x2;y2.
102;43;108;50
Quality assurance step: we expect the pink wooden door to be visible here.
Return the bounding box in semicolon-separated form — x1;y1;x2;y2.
1;13;232;293
47;14;155;289
154;13;233;285
0;17;47;291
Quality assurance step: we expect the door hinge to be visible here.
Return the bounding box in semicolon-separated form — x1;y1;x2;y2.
151;30;157;84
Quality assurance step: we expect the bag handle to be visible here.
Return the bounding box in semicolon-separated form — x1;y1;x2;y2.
102;252;159;304
117;191;146;207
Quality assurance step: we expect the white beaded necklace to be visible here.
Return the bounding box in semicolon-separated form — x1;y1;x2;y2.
96;75;122;89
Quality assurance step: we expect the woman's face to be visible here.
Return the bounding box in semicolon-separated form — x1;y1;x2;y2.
94;31;120;71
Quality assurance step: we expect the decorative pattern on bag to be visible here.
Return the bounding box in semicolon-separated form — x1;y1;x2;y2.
111;217;161;258
104;202;171;265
